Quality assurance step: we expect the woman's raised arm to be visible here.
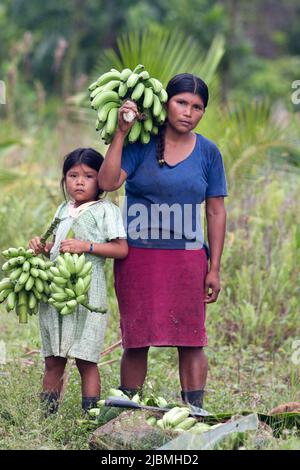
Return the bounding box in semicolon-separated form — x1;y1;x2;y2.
98;100;138;191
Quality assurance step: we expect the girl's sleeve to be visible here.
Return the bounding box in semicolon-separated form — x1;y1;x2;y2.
102;202;127;241
121;141;144;177
205;148;228;198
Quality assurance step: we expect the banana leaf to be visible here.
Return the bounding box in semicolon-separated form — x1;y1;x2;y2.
200;410;300;438
158;413;259;450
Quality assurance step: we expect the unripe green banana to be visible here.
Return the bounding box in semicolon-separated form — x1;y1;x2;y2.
143;114;153;133
64;253;76;274
151;125;159;135
9;267;23;281
25;249;35;258
50;283;65;294
0;288;12;303
25;276;35;291
106;107;119;135
22;261;30;272
152;94;163;117
148;78;163;93
65;288;76;299
52;293;69;302
133;64;145;74
157;107;167;124
126;73;140;89
102;80;121;92
19;271;30;285
32;287;42;300
140;127;151;145
38;269;48;281
77;261;92;277
2;248;18;258
89;85;104;99
120;68;132;81
97;101;119;123
30;267;40;278
53;301;67;310
139;70;150;80
0;278;14;291
76;294;87;304
43;283;50;295
128;120;142;143
159;88;168;103
53;276;68;286
88;80;99;91
34;278;44;293
50;266;60;277
95;71;121;87
7;291;17;311
91;91;120;110
67;299;77;309
60;305;73;315
83;274;92;292
75;278;85;297
57;264;71;279
118;81;128;98
96;119;106;132
28;292;37;310
143;87;154;108
131;82;145;101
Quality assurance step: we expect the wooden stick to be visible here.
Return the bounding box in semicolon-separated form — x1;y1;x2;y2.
101;339;122;357
98;358;119;367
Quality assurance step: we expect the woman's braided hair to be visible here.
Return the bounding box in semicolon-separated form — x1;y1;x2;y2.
155;73;209;167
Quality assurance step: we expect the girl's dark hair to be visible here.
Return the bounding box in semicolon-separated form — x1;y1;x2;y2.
156;73;209;167
61;147;105;200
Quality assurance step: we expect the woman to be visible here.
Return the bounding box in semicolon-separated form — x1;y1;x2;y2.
98;73;228;409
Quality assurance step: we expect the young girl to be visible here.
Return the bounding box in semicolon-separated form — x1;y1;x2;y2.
29;147;128;414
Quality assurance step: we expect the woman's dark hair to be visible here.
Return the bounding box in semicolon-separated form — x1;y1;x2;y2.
61;147;105;200
156;73;209;167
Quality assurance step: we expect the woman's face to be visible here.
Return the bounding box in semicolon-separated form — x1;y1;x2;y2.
166;92;205;133
65;163;99;205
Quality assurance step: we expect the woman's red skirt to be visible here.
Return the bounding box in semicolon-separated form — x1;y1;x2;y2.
114;246;208;349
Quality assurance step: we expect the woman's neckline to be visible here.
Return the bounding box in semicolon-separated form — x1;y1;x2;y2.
163;133;199;168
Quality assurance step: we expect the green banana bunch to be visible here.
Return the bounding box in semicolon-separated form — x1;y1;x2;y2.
148;406;212;434
88;64;168;145
48;253;107;316
1;246;53;323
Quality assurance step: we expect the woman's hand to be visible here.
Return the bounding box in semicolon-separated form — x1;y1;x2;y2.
60;239;89;254
28;237;53;255
117;100;138;135
204;270;221;303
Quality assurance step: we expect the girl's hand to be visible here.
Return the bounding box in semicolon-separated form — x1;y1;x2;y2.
28;237;53;255
60;239;88;254
204;270;221;304
117;100;139;135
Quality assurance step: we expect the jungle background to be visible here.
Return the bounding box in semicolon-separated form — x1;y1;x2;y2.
0;0;300;450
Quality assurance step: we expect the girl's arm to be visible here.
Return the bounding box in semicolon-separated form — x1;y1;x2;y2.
60;238;128;259
28;236;54;258
98;101;138;191
204;197;227;303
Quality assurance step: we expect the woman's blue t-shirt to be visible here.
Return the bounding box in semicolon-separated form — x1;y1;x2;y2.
120;133;228;249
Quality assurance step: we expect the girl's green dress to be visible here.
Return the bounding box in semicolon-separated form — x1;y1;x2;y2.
39;199;126;363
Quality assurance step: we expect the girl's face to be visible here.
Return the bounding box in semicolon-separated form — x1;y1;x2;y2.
65;163;99;205
166;92;205;134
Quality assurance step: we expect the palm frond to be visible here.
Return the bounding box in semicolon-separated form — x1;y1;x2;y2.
92;25;225;87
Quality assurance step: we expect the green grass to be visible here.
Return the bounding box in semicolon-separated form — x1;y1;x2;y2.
1;277;300;450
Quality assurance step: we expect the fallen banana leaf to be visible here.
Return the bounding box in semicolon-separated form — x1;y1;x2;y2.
201;410;300;438
158;413;259;450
